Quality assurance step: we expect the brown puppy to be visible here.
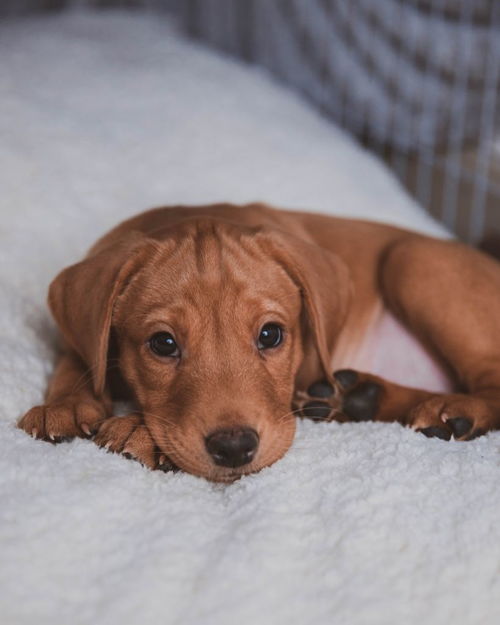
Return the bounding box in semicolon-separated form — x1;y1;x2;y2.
18;203;500;481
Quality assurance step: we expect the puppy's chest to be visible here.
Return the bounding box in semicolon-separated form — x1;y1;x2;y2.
331;305;454;393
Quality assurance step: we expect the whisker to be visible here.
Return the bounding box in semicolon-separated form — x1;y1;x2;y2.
142;410;178;430
276;407;304;423
68;363;101;396
69;359;121;396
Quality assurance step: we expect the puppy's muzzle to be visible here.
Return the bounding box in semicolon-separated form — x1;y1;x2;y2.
205;427;259;468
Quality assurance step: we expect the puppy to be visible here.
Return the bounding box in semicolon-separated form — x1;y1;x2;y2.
18;203;500;481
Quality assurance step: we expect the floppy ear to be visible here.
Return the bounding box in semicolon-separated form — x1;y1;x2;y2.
48;232;159;397
255;227;352;384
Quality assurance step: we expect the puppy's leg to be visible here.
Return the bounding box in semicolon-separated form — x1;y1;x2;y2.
297;369;490;440
297;237;500;441
94;415;174;472
377;236;500;440
18;350;110;441
295;370;435;425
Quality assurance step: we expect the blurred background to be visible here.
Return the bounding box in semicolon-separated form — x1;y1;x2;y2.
2;0;500;244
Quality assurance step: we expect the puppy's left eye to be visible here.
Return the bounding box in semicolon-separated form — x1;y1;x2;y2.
257;323;283;350
149;332;179;357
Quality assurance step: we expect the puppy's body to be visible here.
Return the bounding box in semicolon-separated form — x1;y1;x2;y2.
19;204;500;480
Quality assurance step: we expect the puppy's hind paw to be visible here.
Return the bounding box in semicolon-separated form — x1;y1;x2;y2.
333;369;383;422
294;369;384;424
294;379;338;422
410;394;492;441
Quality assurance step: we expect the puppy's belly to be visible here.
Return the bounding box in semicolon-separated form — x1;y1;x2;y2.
332;308;454;393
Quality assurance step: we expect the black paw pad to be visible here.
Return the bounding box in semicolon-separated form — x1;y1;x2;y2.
301;401;332;421
158;459;176;472
307;380;334;398
333;369;359;389
465;428;486;441
342;381;381;422
448;417;472;439
418;426;451;441
49;435;72;444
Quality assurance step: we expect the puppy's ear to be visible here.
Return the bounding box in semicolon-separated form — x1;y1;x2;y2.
48;232;158;397
256;228;352;384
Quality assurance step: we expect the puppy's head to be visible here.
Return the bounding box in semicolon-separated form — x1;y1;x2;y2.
49;218;350;481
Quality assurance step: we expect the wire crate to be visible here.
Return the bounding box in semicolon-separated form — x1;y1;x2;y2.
181;0;500;243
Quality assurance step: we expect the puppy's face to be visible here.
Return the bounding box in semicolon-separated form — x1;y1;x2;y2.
50;213;350;482
113;225;303;481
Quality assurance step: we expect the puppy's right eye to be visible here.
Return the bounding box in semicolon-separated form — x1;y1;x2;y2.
149;332;179;357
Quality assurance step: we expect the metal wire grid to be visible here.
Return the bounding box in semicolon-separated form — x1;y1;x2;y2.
181;0;500;242
4;0;499;241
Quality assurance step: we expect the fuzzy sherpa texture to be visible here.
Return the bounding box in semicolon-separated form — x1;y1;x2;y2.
1;11;499;625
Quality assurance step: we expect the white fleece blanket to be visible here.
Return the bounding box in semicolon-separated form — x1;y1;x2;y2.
1;11;499;625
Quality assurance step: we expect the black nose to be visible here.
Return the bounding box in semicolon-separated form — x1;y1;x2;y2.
205;428;259;468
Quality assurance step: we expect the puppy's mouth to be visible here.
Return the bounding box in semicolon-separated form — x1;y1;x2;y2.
165;425;296;483
161;444;262;483
209;467;256;483
146;411;296;482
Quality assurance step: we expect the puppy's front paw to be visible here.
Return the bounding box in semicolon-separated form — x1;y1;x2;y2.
94;415;174;472
18;397;107;442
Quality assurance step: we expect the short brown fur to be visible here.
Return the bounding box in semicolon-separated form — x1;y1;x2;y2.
18;204;500;480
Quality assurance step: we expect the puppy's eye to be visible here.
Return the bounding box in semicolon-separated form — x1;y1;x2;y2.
257;323;283;350
149;332;179;357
